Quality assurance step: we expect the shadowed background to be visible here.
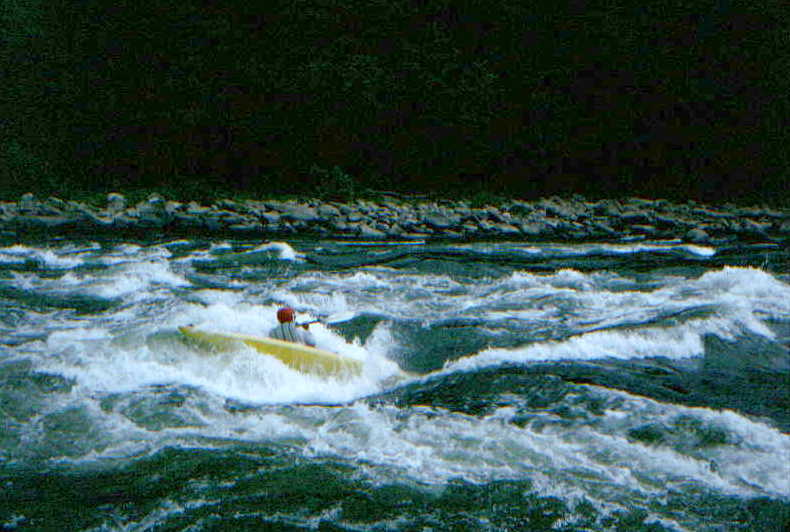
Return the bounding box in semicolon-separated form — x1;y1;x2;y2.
2;0;788;204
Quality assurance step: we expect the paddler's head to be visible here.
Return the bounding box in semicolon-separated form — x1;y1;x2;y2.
277;306;295;323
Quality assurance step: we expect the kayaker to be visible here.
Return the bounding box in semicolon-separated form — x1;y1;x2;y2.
269;306;316;347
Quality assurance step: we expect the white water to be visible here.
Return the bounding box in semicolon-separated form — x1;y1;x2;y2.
2;239;789;517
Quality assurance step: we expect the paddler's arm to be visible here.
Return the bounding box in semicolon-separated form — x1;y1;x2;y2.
299;322;317;347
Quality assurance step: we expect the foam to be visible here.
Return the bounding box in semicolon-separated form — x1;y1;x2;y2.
443;308;771;371
448;241;717;258
7;238;790;520
0;244;84;269
248;241;304;261
87;260;190;299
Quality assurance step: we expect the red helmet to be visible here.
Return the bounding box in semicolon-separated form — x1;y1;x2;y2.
277;307;295;323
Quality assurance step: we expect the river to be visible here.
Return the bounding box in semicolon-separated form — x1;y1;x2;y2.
1;236;788;530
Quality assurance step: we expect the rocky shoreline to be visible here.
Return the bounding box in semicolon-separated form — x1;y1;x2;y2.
1;192;787;245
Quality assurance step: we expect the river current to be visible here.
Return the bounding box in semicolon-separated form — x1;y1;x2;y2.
1;236;788;531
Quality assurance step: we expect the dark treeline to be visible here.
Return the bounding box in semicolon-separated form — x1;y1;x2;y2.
2;0;788;203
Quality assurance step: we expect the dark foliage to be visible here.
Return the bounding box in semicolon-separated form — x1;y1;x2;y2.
2;0;787;203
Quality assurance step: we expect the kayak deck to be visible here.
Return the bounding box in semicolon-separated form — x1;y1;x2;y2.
178;325;363;377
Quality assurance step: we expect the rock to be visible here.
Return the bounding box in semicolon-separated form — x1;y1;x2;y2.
18;193;37;213
462;223;481;235
401;232;431;241
15;215;74;228
331;219;350;232
215;199;241;211
346;211;363;223
0;202;17;218
186;201;210;214
357;223;386;239
165;201;182;216
519;222;544;237
136;195;171;227
685;227;710;243
106;193;126;214
508;200;533;216
633;224;658;236
740;219;771;237
44;197;68;215
496;223;522;236
485;207;508;223
692;207;734;219
620;211;651;224
2;193;779;243
540;198;578;220
317;204;340;217
229;222;264;234
591;221;617;237
424;212;459;229
261;212;281;224
209;210;250;226
386;224;406;238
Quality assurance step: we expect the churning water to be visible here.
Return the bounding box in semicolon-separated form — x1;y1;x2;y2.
1;236;788;530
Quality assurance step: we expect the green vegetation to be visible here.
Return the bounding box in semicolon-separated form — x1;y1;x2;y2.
2;0;788;204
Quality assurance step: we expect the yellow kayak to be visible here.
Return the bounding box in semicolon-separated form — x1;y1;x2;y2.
178;325;363;377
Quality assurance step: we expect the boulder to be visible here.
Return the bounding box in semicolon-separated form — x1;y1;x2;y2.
519;222;544;237
229;222;264;234
495;223;522;236
317;204;341;217
685;227;710;244
620;211;652;224
106;193;126;214
424;212;459;230
260;212;281;224
739;219;771;238
15;215;74;229
632;224;658;236
356;223;386;239
18;193;37;214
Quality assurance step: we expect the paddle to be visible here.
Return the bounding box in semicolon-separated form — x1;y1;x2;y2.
297;310;356;328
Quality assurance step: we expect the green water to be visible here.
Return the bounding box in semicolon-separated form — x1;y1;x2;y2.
1;238;788;530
